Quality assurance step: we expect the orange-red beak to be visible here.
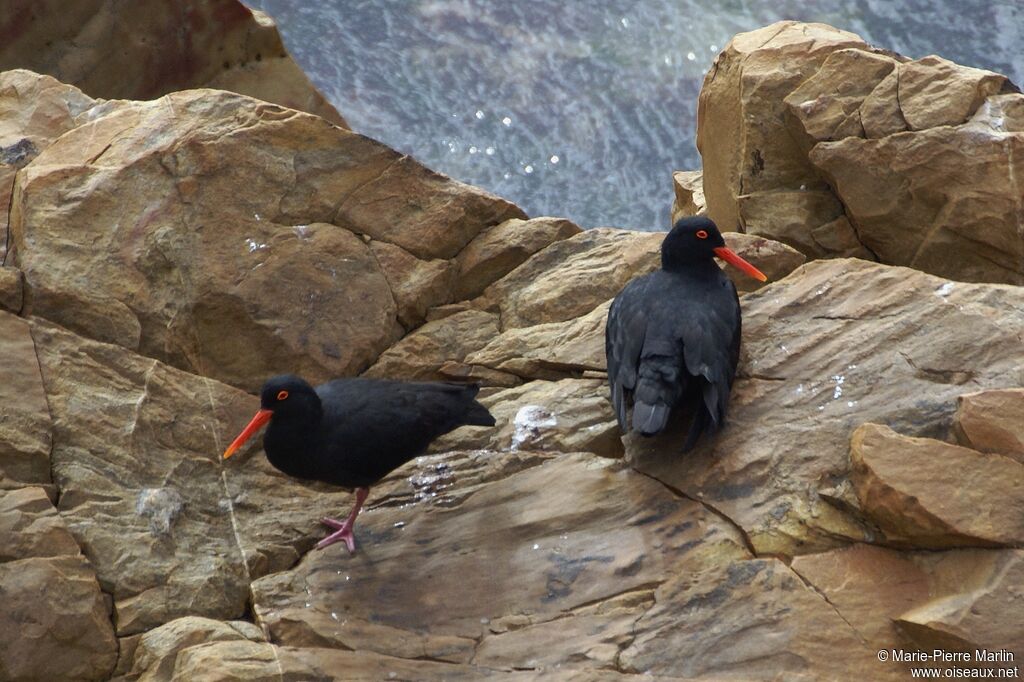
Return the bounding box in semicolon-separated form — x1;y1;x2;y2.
223;409;272;459
712;247;768;282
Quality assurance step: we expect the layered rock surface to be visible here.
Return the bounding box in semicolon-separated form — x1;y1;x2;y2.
698;21;1024;284
7;81;523;392
3;19;1024;682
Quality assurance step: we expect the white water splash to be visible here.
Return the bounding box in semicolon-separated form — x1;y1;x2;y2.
511;405;557;451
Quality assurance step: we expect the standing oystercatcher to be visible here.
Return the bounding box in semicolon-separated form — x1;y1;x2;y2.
223;375;495;552
605;216;766;451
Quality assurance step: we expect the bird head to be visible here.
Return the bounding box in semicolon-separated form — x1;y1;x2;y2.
222;374;320;459
661;216;767;282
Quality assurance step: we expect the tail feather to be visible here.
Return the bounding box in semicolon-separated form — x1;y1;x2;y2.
680;407;708;453
632;401;671;436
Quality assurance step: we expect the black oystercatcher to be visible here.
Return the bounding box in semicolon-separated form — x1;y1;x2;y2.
605;216;766;451
223;375;495;552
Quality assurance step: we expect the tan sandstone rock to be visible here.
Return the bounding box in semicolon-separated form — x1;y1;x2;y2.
369;240;457;329
670;170;706;222
700;22;1024;283
790;544;929;649
954;388;1024;462
0;70;100;259
250;453;750;674
619;557;904;680
363;309;504;383
0;311;51;490
785;48;899;143
124;616;265;681
0;1;346;127
896;550;1024;659
898;56;1008;130
697;22;866;244
465;301;611;381
786;544;1024;673
0;487;117;681
455;216;582;300
10;88;520;390
809;99;1024;284
0;266;22;312
850;423;1024;548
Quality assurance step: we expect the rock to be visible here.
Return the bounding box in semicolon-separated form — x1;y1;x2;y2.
0;486;80;561
699;22;1024;283
125;616;265;680
736;189;873;259
0;487;117;681
860;69;909;138
480;228;796;329
0;311;51;489
619;557;903;680
898;56;1008;130
0;1;346;127
896;550;1024;659
0;266;22;312
152;642;576;682
954;388;1024;462
363;309;503;383
338;156;526;261
627;259;1024;557
850;423;1024;548
433;379;622;457
697;21;866;238
670;170;706;222
454;217;582;301
0;70;100;259
6;88;521;390
788;544;1024;669
785;48;899;143
369;240;456;329
479;229;662;328
723;232;807;292
809;101;1024;284
465;301;610;381
250;453;749;672
27;316;355;635
790;543;929;649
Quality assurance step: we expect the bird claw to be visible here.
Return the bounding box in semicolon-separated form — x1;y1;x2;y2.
320;516;347;530
317;520;356;552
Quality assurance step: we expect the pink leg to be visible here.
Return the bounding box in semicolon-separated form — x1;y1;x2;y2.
317;487;369;553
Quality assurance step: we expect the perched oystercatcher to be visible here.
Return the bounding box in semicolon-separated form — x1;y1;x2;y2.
223;375;495;552
605;216;766;451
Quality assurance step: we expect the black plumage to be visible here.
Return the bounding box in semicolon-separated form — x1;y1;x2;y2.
224;375;495;551
605;216;765;451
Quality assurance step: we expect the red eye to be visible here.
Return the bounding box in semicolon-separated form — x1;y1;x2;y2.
277;390;289;401
696;230;709;239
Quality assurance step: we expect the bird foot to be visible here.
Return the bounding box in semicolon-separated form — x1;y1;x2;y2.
317;519;356;553
320;516;347;530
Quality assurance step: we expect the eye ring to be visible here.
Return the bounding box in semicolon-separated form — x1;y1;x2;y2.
696;229;709;239
277;390;289;401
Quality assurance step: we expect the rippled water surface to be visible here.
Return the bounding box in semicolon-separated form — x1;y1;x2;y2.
246;1;1022;230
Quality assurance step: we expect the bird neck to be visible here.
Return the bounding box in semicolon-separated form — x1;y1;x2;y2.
263;404;323;474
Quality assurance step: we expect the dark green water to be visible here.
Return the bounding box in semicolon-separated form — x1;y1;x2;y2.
245;1;1022;230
